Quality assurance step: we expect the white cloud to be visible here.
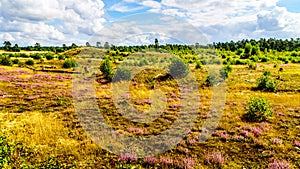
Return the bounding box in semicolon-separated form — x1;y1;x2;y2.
109;2;144;12
0;0;106;46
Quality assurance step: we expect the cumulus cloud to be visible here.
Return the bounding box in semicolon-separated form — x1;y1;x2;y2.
0;0;106;46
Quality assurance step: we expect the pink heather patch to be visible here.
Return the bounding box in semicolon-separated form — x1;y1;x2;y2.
240;130;250;137
233;135;245;141
144;157;158;165
272;138;283;145
118;153;137;163
142;99;152;104
276;112;285;116
181;157;195;169
169;103;182;109
293;140;300;147
204;151;225;166
188;139;197;145
129;127;145;135
258;122;271;132
220;133;229;141
268;160;290;169
251;127;263;137
160;157;172;165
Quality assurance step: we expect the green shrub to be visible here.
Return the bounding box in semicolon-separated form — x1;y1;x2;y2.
195;60;203;69
30;53;42;60
45;53;54;60
58;55;65;60
25;59;35;66
235;59;246;65
113;68;132;82
220;65;233;79
100;59;113;81
62;59;78;68
247;61;256;70
256;71;277;92
261;57;270;62
169;58;189;78
0;56;12;66
291;51;298;57
205;73;220;86
244;96;273;122
12;59;19;64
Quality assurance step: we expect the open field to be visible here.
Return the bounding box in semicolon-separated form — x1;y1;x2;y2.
0;46;299;168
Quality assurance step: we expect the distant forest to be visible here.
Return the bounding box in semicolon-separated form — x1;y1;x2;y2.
1;38;300;54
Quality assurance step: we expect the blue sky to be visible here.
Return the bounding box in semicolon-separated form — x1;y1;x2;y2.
0;0;299;46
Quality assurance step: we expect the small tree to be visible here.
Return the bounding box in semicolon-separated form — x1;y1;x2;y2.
169;58;189;78
244;96;273;122
100;59;113;81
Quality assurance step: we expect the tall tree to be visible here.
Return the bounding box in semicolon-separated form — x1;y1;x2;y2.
96;42;101;48
155;38;159;51
3;41;12;51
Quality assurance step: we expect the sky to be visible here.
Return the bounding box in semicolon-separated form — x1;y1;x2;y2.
0;0;300;46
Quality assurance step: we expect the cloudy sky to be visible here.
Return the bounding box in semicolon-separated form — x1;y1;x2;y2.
0;0;299;46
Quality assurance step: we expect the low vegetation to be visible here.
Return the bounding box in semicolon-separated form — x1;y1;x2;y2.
0;38;299;168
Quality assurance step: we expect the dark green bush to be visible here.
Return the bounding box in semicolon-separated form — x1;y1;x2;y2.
30;53;42;60
0;56;12;66
58;55;65;60
100;59;113;81
256;71;277;92
25;59;35;66
235;59;246;65
169;58;189;78
12;59;19;64
45;53;54;60
244;96;273;122
195;60;203;69
261;57;270;62
62;59;78;68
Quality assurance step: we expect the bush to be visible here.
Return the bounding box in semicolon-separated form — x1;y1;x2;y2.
195;60;203;69
261;57;270;62
25;59;35;66
113;68;132;82
256;71;277;92
169;58;189;78
45;53;54;60
100;59;113;81
62;59;78;68
205;73;220;86
12;59;19;64
220;65;233;79
58;55;65;60
30;53;42;60
244;96;273;122
250;56;258;62
247;61;256;70
235;59;246;65
0;56;12;66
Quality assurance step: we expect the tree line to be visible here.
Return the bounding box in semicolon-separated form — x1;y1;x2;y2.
213;38;300;52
